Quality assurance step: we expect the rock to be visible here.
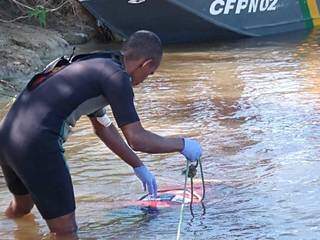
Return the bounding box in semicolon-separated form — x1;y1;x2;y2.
0;0;108;91
0;22;71;82
62;32;90;45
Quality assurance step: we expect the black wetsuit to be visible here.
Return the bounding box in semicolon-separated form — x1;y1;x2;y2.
0;52;139;219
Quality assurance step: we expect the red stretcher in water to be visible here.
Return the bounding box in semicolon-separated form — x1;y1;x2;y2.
138;163;206;210
136;182;206;216
98;179;212;216
138;188;202;209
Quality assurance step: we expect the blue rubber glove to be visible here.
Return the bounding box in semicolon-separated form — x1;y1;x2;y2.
181;138;202;161
134;165;157;198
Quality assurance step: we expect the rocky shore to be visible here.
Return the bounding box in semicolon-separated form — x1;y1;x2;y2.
0;22;70;82
0;1;105;90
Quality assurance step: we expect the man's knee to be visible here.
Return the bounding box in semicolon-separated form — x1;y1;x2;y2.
5;194;34;218
46;212;78;236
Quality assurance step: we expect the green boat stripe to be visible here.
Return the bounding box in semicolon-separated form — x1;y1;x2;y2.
299;0;314;28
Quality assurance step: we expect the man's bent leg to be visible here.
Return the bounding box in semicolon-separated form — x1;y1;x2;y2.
46;211;78;238
5;194;34;218
2;139;77;237
1;164;34;218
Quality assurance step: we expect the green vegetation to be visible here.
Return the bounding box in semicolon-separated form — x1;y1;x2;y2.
0;0;77;27
29;5;48;27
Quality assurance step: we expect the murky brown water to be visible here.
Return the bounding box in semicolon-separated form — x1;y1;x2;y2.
1;29;320;239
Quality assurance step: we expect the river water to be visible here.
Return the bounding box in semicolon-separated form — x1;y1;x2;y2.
0;30;320;240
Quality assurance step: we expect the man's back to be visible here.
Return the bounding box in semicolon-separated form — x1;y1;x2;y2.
0;57;133;150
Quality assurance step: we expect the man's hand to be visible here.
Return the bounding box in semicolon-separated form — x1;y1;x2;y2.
181;138;202;161
134;165;157;198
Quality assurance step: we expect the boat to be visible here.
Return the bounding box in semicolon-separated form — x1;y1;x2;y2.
79;0;320;43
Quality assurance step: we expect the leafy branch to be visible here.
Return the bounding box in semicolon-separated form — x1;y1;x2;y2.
0;0;71;27
28;5;48;27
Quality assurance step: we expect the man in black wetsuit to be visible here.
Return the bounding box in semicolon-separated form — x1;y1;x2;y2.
0;30;202;237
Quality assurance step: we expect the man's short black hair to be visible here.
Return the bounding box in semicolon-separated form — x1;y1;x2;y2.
122;30;163;64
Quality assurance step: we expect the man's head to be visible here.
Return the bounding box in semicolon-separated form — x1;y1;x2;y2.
122;30;163;86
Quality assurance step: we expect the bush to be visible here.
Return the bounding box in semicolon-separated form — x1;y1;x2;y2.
0;0;80;27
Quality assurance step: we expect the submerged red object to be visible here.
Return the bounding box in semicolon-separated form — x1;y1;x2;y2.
138;188;202;209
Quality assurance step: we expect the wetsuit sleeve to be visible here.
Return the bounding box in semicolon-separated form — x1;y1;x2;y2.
100;70;140;128
87;108;106;118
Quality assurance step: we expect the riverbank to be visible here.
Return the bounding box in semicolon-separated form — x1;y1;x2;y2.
0;0;110;88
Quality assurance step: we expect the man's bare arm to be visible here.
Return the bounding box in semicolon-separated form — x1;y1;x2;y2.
121;121;184;153
89;118;143;168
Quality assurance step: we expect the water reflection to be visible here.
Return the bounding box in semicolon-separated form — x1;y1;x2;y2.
11;214;42;240
1;29;320;239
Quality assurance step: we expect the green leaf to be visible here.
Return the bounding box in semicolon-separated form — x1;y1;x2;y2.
28;5;48;27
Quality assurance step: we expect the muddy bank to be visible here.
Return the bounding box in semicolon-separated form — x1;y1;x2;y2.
0;1;108;89
0;22;71;83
